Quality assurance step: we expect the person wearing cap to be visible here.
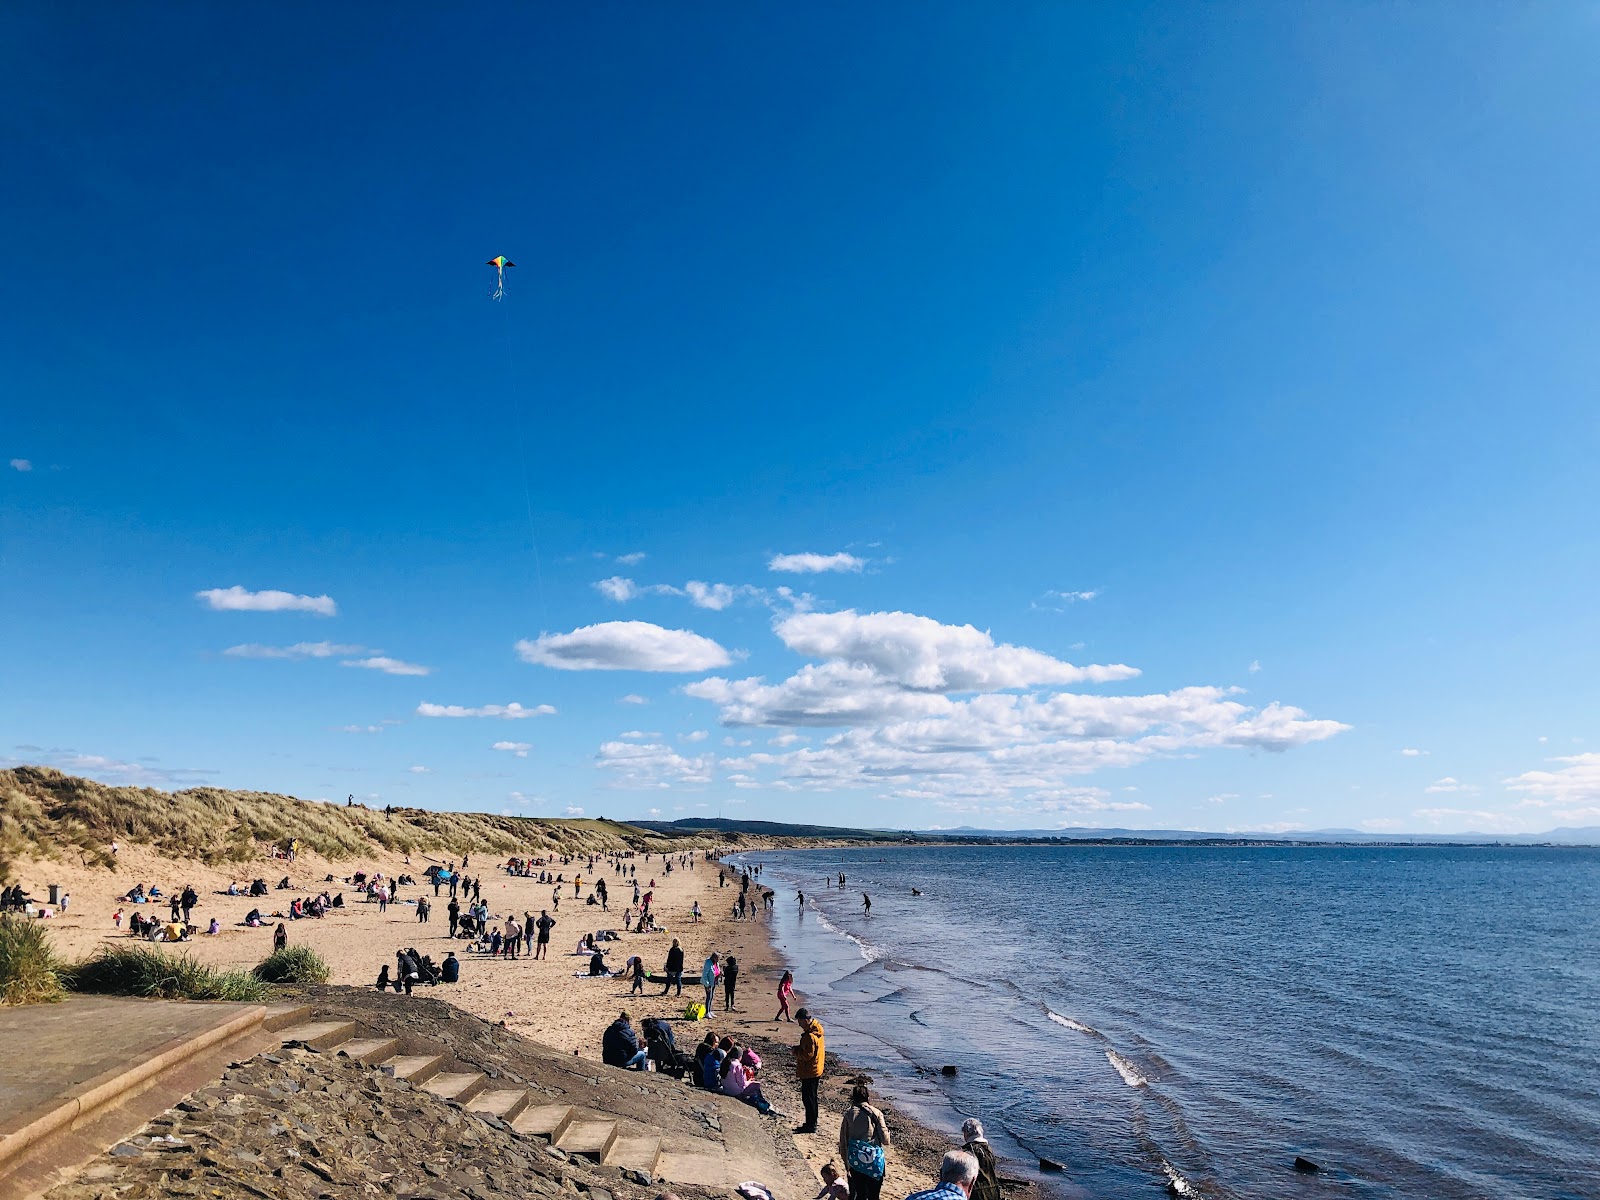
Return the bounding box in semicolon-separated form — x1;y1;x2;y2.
793;1007;826;1133
904;1152;979;1200
602;1010;648;1071
960;1119;1000;1200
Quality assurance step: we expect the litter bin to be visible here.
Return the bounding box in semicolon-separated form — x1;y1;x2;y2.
48;884;63;905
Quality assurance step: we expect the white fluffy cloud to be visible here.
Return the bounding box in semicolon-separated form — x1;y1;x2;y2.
615;552;647;565
492;741;531;758
619;694;649;705
596;740;714;788
563;806;586;817
517;621;733;672
664;607;1348;807
768;551;864;574
225;642;366;659
1505;753;1600;822
197;585;337;616
595;576;639;601
10;458;32;472
1400;747;1429;757
775;610;1139;691
1424;776;1476;794
342;656;431;677
416;702;556;719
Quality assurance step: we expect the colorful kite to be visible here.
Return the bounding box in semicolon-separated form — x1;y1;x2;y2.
487;255;515;300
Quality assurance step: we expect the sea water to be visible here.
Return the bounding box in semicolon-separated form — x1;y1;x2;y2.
735;845;1600;1199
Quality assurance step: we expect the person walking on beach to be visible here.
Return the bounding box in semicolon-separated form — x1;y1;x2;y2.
862;893;872;915
776;969;795;1022
447;897;459;937
534;909;555;959
692;900;702;923
701;952;720;1015
273;922;288;952
722;953;740;1012
960;1120;1001;1200
797;890;805;909
839;1083;892;1200
661;939;685;995
793;1007;825;1134
904;1152;979;1200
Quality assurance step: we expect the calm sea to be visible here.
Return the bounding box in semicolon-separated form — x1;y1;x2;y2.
734;845;1600;1200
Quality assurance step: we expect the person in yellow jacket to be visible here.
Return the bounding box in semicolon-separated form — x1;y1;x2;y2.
794;1008;825;1133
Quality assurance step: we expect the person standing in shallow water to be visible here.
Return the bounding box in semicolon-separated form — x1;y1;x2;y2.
862;893;872;914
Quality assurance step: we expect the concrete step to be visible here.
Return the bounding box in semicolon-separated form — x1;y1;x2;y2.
422;1071;488;1104
512;1103;575;1140
333;1037;400;1064
557;1113;619;1163
278;1020;357;1051
263;1002;313;1031
609;1133;663;1177
466;1087;532;1122
381;1054;445;1084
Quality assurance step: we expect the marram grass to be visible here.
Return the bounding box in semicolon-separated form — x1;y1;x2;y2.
65;944;269;1002
251;945;331;984
0;915;65;1005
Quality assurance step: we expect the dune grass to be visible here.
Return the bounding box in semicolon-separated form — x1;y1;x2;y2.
1;766;717;875
65;944;269;1002
0;915;65;1005
251;945;331;985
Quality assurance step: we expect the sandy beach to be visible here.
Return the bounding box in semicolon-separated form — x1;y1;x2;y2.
12;843;956;1199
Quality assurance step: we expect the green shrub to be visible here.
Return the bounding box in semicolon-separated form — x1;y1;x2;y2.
0;915;64;1005
251;945;330;984
65;945;268;1002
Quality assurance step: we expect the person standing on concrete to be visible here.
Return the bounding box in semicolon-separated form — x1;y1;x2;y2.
794;1007;825;1134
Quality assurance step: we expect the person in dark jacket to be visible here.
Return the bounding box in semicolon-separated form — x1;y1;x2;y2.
722;953;740;1011
602;1011;648;1070
961;1119;1001;1200
660;938;685;995
440;952;460;983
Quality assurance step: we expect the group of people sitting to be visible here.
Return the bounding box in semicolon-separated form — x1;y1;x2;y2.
0;884;35;912
695;1032;774;1115
375;947;460;994
287;891;342;919
222;879;271;897
120;909;219;941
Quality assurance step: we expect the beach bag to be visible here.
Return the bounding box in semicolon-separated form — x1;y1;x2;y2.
683;1000;706;1021
846;1139;886;1180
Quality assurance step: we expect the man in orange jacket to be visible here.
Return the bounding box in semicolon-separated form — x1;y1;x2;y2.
794;1008;826;1133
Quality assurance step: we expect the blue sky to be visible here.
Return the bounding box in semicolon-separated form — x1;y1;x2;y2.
3;4;1598;833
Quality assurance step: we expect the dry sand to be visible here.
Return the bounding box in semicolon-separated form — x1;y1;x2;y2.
11;843;960;1199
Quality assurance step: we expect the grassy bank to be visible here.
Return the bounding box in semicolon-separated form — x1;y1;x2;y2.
1;766;725;875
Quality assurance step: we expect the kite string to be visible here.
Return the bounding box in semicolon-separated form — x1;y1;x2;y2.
502;298;547;628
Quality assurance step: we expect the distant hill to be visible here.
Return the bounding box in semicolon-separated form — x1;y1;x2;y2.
636;816;1600;848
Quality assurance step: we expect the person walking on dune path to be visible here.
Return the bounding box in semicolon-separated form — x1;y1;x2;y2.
776;969;795;1022
839;1083;892;1200
793;1007;825;1134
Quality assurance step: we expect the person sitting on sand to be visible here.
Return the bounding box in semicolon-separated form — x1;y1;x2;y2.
700;1037;727;1090
376;965;393;991
601;1010;649;1071
817;1163;850;1200
722;1047;774;1115
588;949;610;977
207;917;221;935
441;951;460;983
